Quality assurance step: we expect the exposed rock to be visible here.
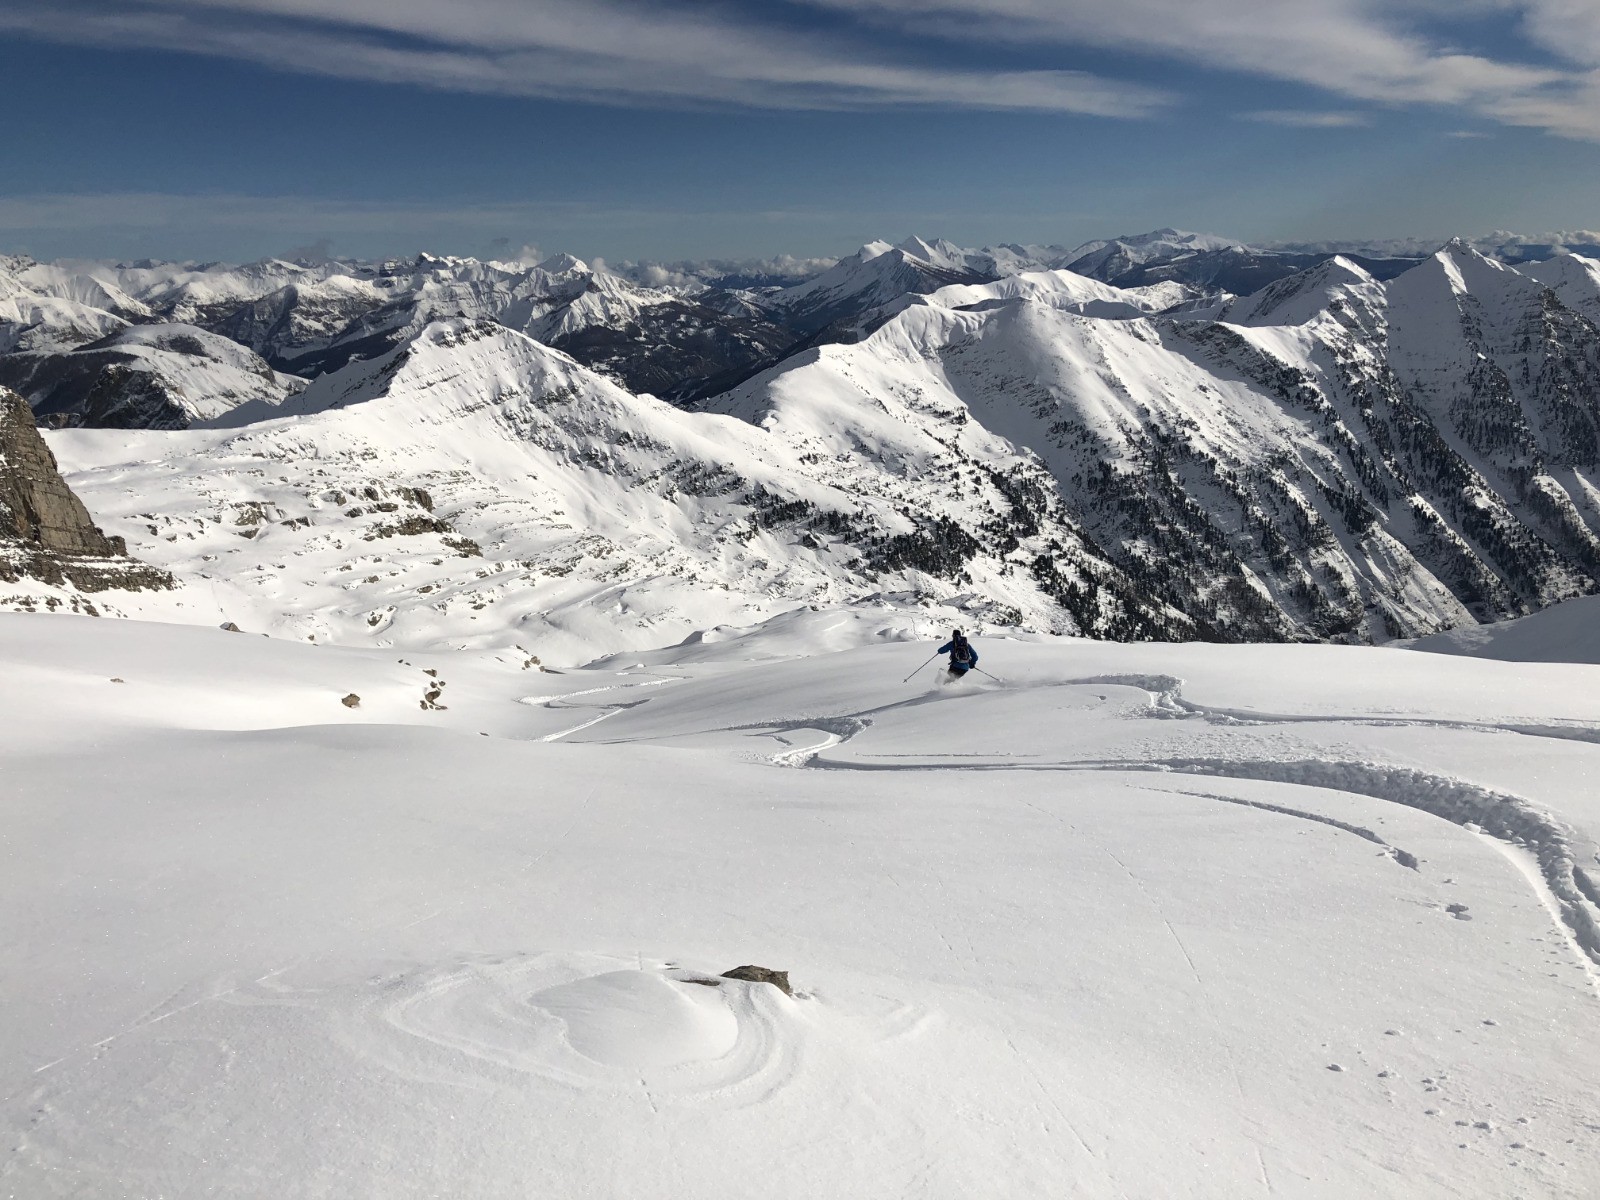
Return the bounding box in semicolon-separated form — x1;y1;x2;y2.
720;965;792;995
340;693;361;708
220;621;242;632
0;388;174;593
367;514;454;539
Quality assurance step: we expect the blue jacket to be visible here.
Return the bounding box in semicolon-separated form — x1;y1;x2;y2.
937;639;978;670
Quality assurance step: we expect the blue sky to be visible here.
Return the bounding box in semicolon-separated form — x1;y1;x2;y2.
3;0;1599;264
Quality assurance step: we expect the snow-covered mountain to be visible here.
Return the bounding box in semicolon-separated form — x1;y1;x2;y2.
923;268;1193;319
41;317;1186;662
9;232;1600;654
0;323;303;429
713;240;1600;642
0;251;797;409
1064;228;1425;294
752;238;996;338
1522;253;1600;325
0;237;1155;419
0;230;1453;418
751;235;1092;340
1063;227;1247;279
0;255;137;354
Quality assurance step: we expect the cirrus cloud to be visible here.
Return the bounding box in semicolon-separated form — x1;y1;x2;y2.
798;0;1600;140
0;0;1168;117
4;0;1600;141
1241;110;1372;128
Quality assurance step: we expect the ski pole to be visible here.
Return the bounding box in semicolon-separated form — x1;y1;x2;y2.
902;653;939;683
972;667;1006;684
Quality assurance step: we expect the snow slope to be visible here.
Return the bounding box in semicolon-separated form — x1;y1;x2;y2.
0;322;303;428
1402;593;1600;664
3;612;1598;1198
43;318;1183;663
1522;253;1600;325
1214;256;1383;327
924;268;1192;318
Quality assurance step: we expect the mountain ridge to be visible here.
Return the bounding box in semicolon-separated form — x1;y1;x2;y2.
8;230;1600;659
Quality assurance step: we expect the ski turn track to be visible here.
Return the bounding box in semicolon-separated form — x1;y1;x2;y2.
1142;758;1600;973
744;671;1600;989
533;676;679;743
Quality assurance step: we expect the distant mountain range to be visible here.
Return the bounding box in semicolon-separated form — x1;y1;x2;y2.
2;228;1588;418
6;229;1600;659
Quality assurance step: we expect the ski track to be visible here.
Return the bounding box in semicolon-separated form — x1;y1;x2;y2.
766;717;871;767
1471;834;1600;998
1136;758;1600;969
604;670;1600;985
1164;787;1420;870
769;729;845;768
533;676;679;743
1074;673;1600;747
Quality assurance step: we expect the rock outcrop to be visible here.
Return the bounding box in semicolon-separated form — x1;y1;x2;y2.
0;387;173;593
720;965;793;995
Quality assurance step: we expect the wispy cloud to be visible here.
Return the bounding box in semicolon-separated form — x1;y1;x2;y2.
1519;0;1600;66
1241;110;1371;128
0;0;1167;117
8;0;1600;140
798;0;1600;141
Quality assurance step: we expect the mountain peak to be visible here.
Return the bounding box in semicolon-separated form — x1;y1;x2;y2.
537;252;589;275
1321;255;1377;284
1219;254;1379;326
1437;236;1498;265
1428;237;1512;286
897;235;964;260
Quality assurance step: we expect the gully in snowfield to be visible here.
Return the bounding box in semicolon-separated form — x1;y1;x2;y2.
938;630;978;681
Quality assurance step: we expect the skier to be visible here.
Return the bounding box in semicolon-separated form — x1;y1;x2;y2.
937;629;978;681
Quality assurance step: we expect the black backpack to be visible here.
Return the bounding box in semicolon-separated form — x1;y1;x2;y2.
951;639;973;666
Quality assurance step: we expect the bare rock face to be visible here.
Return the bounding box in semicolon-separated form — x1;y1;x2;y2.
0;387;173;593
